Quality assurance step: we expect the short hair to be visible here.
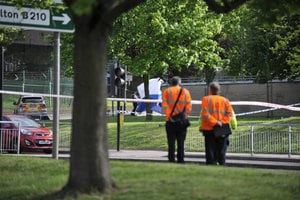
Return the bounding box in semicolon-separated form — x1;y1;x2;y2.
171;76;181;86
209;82;221;95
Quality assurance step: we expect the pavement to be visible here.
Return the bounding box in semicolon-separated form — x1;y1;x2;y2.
54;149;300;171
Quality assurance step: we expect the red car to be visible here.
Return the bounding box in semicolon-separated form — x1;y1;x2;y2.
1;115;53;154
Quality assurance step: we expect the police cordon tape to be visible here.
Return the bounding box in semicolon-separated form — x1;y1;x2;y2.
233;103;300;116
0;90;73;99
1;90;300;116
108;98;300;116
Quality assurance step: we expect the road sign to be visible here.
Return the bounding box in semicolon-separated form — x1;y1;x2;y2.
0;3;74;33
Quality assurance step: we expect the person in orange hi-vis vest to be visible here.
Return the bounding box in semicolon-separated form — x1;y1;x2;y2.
200;82;234;165
162;76;192;163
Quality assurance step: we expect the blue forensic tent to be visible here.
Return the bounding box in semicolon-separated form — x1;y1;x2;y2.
136;78;164;114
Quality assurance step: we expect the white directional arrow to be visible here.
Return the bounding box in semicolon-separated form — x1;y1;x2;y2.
52;13;71;25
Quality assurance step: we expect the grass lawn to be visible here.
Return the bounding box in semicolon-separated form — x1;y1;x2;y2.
0;155;299;200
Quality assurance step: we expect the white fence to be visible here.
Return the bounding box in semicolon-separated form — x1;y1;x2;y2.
185;123;300;157
0;121;21;154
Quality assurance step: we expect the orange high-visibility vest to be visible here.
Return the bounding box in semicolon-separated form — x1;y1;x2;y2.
201;95;233;131
162;86;192;121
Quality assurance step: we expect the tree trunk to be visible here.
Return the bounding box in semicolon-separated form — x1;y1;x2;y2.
62;16;114;195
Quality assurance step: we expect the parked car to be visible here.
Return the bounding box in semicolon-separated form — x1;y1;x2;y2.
13;95;50;120
1;115;53;154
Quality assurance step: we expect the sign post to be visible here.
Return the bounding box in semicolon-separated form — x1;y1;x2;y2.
52;32;60;159
0;2;74;159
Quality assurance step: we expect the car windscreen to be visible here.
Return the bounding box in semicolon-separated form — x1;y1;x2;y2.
22;97;44;103
9;116;41;128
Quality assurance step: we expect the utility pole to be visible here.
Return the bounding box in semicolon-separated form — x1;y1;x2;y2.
52;32;60;159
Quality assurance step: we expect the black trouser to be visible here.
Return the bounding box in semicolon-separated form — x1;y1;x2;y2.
203;130;229;165
165;121;187;163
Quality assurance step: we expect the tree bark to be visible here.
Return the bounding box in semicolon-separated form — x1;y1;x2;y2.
62;15;114;195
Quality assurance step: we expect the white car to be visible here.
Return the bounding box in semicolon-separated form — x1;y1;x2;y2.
13;96;50;120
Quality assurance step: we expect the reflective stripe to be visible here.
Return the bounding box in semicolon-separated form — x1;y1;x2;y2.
208;96;212;116
224;98;232;117
168;88;176;113
168;88;174;104
209;110;226;114
183;89;192;113
224;98;228;117
201;104;210;121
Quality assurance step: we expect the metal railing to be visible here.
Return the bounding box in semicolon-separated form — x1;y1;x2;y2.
185;123;300;157
1;121;299;157
0;122;21;154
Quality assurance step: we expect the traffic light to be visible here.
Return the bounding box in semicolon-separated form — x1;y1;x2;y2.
114;66;126;87
109;62;116;96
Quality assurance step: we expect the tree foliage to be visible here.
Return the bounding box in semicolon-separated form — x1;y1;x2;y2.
4;0;54;8
270;15;300;80
110;0;224;80
60;33;74;76
249;0;300;22
220;1;300;82
0;28;23;46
